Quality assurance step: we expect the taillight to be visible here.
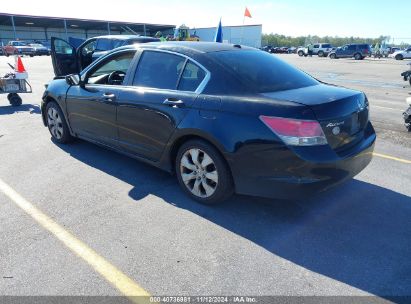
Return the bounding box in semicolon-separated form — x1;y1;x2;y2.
259;116;328;146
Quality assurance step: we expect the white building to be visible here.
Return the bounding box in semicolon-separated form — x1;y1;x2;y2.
190;24;262;48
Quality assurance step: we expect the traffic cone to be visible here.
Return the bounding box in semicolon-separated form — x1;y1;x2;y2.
14;56;28;79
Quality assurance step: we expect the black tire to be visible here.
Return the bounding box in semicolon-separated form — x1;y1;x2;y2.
7;93;22;106
396;54;404;61
29;54;34;57
298;51;304;57
5;53;9;57
175;139;234;205
45;101;73;144
354;53;362;60
318;51;324;57
330;53;336;59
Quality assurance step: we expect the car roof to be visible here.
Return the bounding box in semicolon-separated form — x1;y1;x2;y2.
117;41;256;55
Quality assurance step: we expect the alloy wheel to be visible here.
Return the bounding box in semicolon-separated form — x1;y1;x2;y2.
47;107;64;140
180;148;219;198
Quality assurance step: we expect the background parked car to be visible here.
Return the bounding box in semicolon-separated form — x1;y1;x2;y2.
261;45;273;53
329;44;371;60
297;43;333;57
288;47;297;54
390;47;411;60
272;47;289;54
3;41;35;57
28;43;50;56
51;35;160;76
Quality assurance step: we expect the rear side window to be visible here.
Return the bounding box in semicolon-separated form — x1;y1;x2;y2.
348;45;357;51
210;50;318;93
178;61;206;92
322;44;331;48
133;51;185;90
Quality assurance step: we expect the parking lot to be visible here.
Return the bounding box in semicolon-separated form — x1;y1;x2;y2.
0;54;410;302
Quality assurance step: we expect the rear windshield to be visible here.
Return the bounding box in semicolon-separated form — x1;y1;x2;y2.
210;50;318;93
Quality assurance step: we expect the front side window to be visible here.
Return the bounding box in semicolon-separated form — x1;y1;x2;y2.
54;39;74;55
87;51;135;85
133;51;186;90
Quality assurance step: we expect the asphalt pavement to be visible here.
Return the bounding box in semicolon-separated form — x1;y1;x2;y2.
0;55;410;303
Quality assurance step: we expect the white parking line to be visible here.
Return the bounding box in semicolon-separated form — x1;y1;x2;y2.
0;177;151;303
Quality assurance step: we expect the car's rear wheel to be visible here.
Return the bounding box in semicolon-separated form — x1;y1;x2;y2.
354;53;362;60
396;54;404;60
46;102;72;144
176;140;233;205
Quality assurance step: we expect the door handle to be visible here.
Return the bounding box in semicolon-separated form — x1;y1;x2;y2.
102;93;116;103
163;98;185;107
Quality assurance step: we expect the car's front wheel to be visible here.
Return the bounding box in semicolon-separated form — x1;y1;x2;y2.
330;53;336;59
46;102;72;144
176;140;233;205
318;51;324;57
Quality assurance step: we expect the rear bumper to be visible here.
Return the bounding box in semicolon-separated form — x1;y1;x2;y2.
228;122;376;200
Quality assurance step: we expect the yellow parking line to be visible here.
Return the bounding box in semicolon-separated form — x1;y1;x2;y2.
0;178;151;304
373;153;411;164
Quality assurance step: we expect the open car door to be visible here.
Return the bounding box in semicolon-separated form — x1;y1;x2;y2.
51;37;79;77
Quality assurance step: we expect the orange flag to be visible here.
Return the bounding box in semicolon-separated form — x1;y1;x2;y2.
244;7;252;18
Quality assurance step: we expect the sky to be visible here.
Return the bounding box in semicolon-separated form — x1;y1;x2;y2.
1;0;411;40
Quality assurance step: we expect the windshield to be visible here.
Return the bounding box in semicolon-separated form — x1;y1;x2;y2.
210;50;318;93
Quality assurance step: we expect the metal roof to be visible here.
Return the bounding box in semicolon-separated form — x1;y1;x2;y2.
0;13;175;32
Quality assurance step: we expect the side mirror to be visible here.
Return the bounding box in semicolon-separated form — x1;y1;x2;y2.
65;74;84;87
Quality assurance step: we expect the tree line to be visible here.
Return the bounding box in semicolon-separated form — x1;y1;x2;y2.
262;34;393;47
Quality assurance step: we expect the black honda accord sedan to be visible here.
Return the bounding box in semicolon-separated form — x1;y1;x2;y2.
41;42;376;204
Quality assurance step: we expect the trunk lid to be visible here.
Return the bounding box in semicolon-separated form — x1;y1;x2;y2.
262;84;369;151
